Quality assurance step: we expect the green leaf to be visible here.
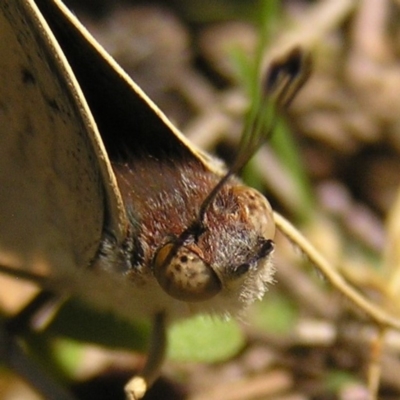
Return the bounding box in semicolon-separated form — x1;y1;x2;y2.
324;370;358;392
168;315;245;362
46;298;150;352
250;293;298;334
51;338;84;379
270;118;315;222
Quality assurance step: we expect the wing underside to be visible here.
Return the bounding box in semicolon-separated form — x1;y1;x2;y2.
0;0;110;275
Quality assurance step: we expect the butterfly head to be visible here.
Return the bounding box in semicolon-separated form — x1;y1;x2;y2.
153;183;275;313
152;47;310;314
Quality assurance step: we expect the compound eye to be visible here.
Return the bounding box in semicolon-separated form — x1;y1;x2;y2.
234;263;250;277
260;239;274;258
153;243;222;302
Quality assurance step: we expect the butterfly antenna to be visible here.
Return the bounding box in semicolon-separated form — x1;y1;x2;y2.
158;47;312;271
197;46;312;225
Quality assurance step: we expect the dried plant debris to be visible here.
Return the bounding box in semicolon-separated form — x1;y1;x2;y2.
4;0;400;399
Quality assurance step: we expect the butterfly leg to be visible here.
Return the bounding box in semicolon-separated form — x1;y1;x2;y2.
124;311;167;400
0;263;49;285
6;290;58;333
0;269;76;400
0;263;64;332
0;321;77;400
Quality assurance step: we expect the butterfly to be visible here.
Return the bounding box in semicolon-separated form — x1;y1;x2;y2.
0;0;310;398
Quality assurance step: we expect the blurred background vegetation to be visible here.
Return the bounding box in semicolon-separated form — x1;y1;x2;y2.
3;0;400;399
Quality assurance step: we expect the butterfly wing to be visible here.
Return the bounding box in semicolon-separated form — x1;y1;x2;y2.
0;0;127;279
35;0;224;171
